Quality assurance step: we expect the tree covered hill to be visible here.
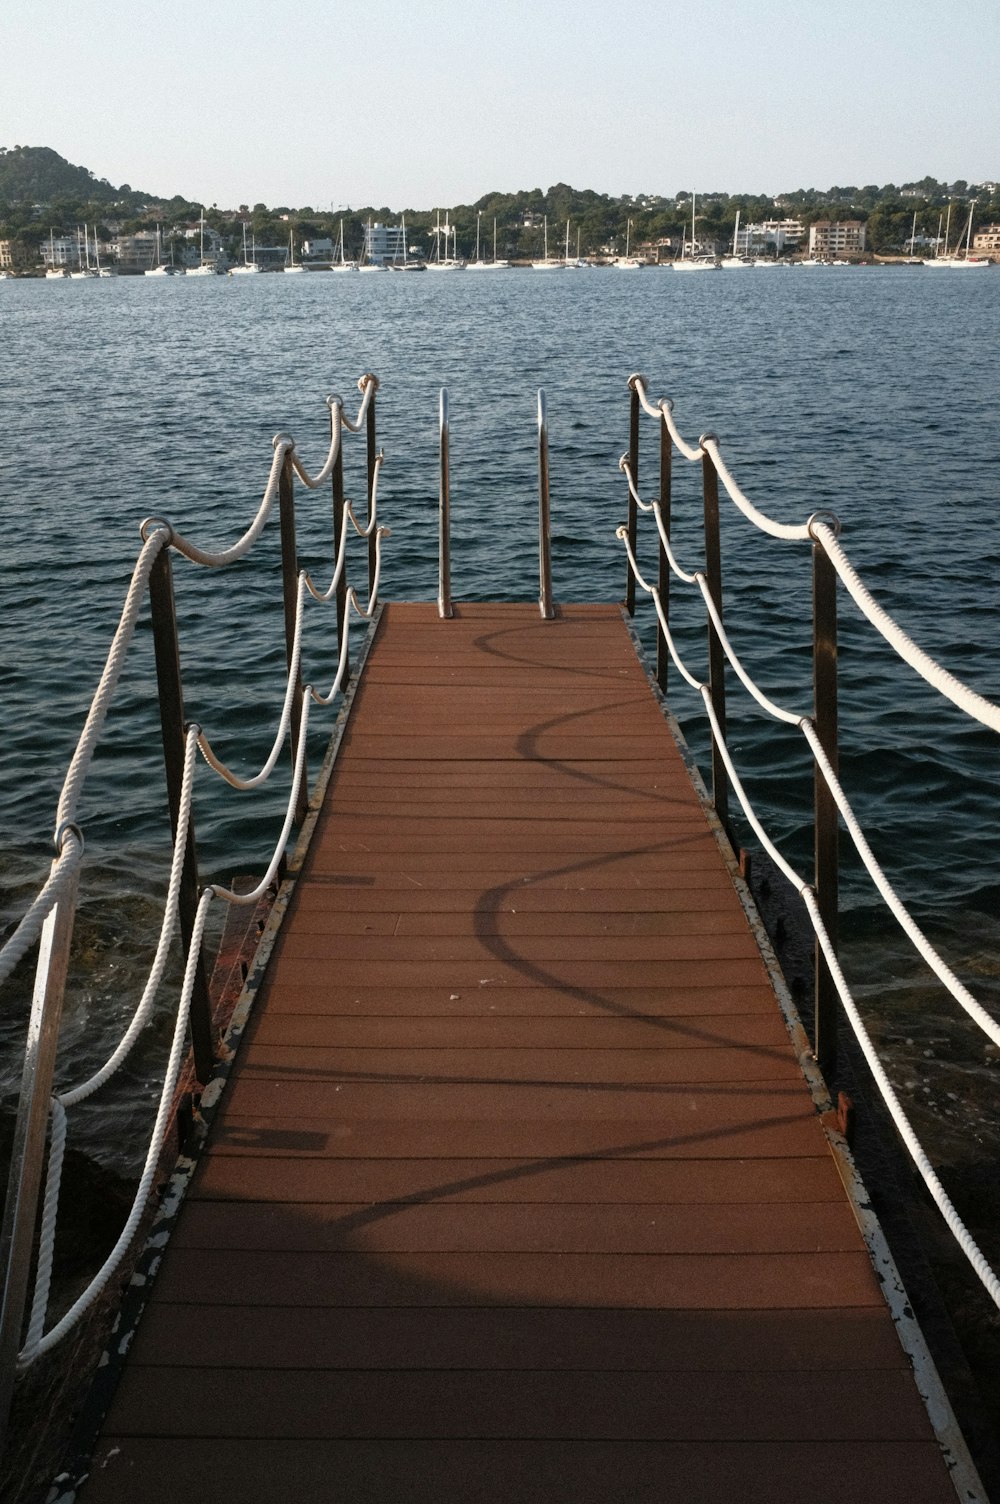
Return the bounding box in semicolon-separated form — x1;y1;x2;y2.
0;145;151;209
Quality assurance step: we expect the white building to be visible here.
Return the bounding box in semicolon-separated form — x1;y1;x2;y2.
973;225;1000;254
734;219;806;256
363;222;405;265
41;234;82;269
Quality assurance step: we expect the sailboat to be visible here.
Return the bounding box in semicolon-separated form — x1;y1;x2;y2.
45;228;68;277
426;211;465;270
904;210;924;266
674;194;718;270
187;210;219;275
68;225;99;278
358;217;388;273
230;221;261;274
330;220;358;272
145;226;179;275
284;228;305;273
720;209;754;268
925;202;988;268
387;214;425;270
561;220;587;268
612;217;643;269
531;215;562;270
466;211;489;270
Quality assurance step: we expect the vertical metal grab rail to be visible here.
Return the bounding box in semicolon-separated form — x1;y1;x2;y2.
438;388;453;619
278;444;308;827
148;546;215;1079
0;846;80;1446
656;405;672;691
700;434;730;840
537;389;555;619
812;519;840;1077
625;378;640;615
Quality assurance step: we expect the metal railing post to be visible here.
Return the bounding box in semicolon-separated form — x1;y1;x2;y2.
537;389;555;619
331;404;349;679
656;406;672;690
278;444;308;826
148;546;215;1082
365;376;379;597
625;378;640;615
0;845;80;1450
812;519;840;1078
438;388;453;619
701;437;730;837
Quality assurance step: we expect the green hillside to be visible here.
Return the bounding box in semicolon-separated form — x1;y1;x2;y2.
0;145;148;207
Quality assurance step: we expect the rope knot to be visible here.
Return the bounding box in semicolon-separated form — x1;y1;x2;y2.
358;373;380;393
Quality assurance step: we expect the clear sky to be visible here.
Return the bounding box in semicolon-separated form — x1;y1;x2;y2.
3;0;996;209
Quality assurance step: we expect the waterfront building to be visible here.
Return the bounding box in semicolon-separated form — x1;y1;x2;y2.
972;225;1000;254
41;234;82;270
111;231;161;271
363;221;406;265
0;240;13;269
808;220;867;258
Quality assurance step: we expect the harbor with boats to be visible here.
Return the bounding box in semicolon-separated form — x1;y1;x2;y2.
1;261;999;1499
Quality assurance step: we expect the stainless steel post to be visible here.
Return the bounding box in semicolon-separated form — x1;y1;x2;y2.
538;390;555;619
331;404;349;679
656;406;672;691
701;437;730;838
812;518;840;1078
365;377;379;597
148;547;215;1080
0;849;80;1450
438;388;453;619
278;446;308;826
625;380;640;615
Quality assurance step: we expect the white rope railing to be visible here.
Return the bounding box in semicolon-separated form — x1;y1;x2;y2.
630;373;1000;728
617;393;1000;1310
3;378;387;1372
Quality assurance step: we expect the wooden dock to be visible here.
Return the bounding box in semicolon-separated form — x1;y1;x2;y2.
80;603;961;1502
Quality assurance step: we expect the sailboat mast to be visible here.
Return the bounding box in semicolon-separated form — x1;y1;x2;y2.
942;202;952;258
493;217;497;264
475;212;481;262
909;211;916;257
565;220;570;262
963;204;974;258
732;209;740;258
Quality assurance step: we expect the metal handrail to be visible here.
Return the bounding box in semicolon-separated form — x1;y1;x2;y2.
438;388;453;618
537;390;555;619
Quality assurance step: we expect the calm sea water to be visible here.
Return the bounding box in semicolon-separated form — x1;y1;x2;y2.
1;266;999;1174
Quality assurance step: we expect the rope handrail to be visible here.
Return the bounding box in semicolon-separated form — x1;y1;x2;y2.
2;378;387;1377
629;375;1000;731
616;403;1000;1312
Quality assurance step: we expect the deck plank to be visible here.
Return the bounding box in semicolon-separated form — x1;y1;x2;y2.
77;602;959;1503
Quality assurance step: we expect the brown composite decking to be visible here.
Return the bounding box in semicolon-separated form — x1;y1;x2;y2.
81;602;959;1503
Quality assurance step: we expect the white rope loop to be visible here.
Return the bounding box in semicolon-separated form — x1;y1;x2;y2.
813;522;1000;734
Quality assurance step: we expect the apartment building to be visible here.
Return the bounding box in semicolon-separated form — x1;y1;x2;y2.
973;225;1000;253
808;220;867;257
